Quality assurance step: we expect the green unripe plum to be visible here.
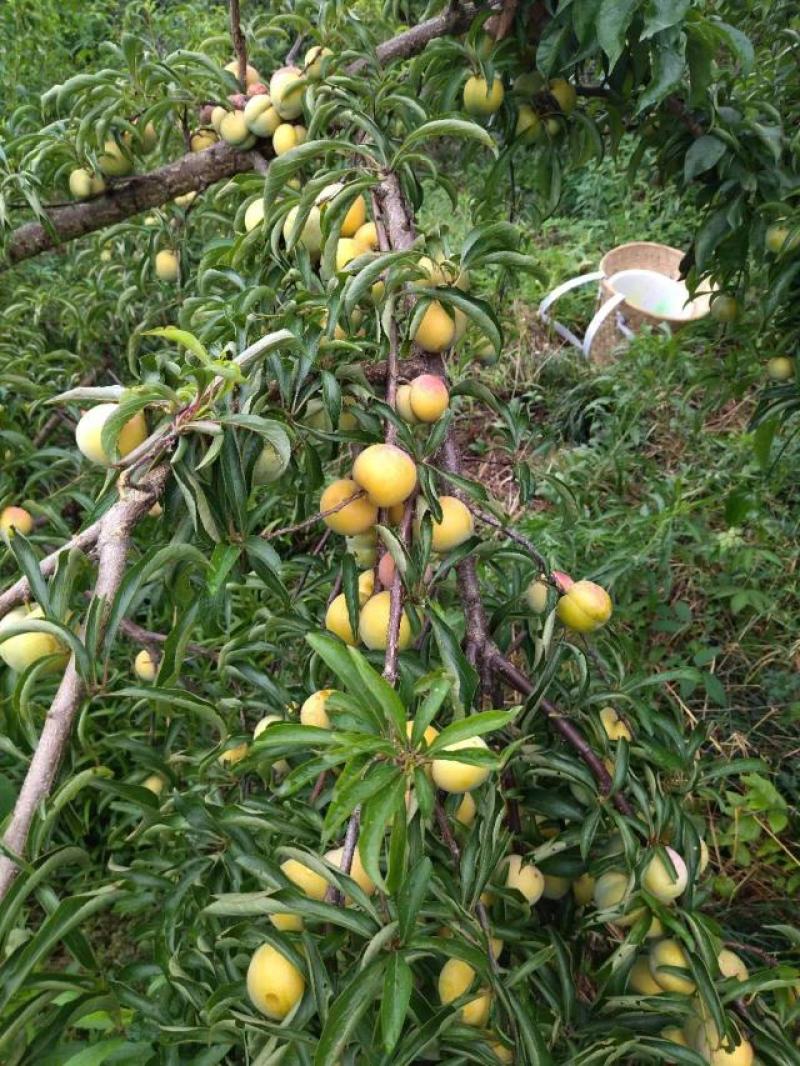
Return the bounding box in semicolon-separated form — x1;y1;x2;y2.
767;356;794;381
710;294;739;322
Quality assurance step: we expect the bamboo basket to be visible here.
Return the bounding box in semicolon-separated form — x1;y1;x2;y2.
539;241;714;363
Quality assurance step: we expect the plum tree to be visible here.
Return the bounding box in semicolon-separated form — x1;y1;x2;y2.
0;1;797;1062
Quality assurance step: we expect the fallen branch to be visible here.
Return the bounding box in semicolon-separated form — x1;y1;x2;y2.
0;464;170;901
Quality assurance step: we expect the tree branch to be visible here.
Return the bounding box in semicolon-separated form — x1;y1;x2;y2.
0;464;170;901
229;0;248;88
371;163;636;818
4;143;262;266
3;4;491;267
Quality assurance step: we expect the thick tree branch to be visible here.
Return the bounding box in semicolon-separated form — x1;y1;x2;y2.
0;464;169;900
5;143;262;266
4;4;491;267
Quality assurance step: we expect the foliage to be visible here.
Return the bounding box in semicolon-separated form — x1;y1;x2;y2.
0;1;798;1064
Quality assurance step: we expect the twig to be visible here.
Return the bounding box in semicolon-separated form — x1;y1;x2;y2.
260;489;366;540
0;464;170;900
33;368;99;447
117;616;218;662
229;0;248;88
470;505;548;573
434;798;499;972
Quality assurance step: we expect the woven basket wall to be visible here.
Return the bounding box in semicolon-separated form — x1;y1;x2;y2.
589;242;703;363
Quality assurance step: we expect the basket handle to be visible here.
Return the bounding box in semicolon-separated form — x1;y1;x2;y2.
583;292;627;359
539;271;604;351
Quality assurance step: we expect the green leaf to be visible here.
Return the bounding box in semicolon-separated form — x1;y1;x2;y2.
144;326;210;365
62;1039;127;1066
380;952;413;1053
396;120;497;163
427;709;518;754
347;646;407;736
396;856;432;943
597;0;642;68
684;135;726;181
358;773;406;893
642;0;691;39
313;958;386;1066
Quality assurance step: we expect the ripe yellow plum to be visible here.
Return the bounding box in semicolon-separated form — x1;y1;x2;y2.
427;496;474;552
717;948;749;982
438;958;492;1026
396;384;418;424
352;443;417;508
143;773;165;795
219;111;250;146
325;594;358;645
246;943;305;1019
335;237;359;271
75;403;148;465
629;956;664;996
270;66;304;119
304;45;333;80
408;374;449;422
455;792;477;827
69;168;105;199
282;205;323;257
272;123;299;155
641;847;688;902
320;478;378;535
190;128;218;152
599;706;632;742
244;95;280;137
225;61;263;88
516;104;542;141
134;649;158;682
412;301;455;353
98;139;132;177
300;688;334;729
525;579;549;613
0;604;64;672
767;356;794;381
155;249;179;282
244;198;266;233
648;939;696;995
358;591;412;651
549;78;577;114
505;854;545;904
325;845;376;895
354;221;378;252
281;857;328;900
556;579;612;633
218;741;248;767
431;735;490;792
0;506;33;540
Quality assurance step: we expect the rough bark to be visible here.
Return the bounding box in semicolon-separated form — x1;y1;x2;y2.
5;144;262;266
0;464;169;900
